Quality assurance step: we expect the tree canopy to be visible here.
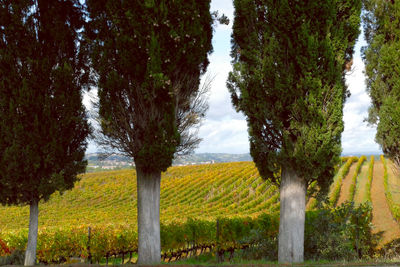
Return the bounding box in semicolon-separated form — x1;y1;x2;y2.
228;0;361;193
86;0;214;173
363;0;400;169
0;0;90;205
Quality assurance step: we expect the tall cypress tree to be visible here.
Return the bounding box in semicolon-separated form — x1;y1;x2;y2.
85;1;214;263
0;1;90;265
228;0;361;262
363;0;400;169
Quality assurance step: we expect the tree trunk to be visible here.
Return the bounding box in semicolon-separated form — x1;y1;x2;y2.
136;168;161;264
278;167;306;263
24;200;39;266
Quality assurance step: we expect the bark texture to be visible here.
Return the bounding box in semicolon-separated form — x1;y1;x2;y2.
24;200;38;266
137;169;161;264
278;167;306;263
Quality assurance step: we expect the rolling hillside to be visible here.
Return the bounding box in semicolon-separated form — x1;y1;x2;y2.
1;157;400;260
0;161;278;231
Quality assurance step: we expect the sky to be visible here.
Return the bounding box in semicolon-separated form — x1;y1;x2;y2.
86;1;382;155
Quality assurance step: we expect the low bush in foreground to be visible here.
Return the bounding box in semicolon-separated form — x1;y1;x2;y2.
0;204;379;264
305;202;379;261
175;203;379;264
226;202;379;262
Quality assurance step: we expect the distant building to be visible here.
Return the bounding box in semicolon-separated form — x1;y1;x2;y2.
102;166;115;170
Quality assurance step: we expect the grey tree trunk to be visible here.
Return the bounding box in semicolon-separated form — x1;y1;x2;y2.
137;168;161;264
24;200;39;266
278;167;306;263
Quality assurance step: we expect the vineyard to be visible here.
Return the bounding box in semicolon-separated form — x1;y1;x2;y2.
0;162;278;231
1;158;400;263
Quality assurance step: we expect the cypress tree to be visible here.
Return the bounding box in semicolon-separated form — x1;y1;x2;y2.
85;1;214;263
0;1;90;265
228;0;361;262
363;0;400;169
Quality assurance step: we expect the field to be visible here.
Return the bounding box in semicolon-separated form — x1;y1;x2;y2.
1;158;400;263
0;162;278;231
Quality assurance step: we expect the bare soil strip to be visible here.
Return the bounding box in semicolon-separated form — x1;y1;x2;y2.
353;164;369;205
337;164;358;206
371;161;400;246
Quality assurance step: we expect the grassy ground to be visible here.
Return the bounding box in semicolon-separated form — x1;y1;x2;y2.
169;252;400;266
353;163;369;206
7;262;400;267
337;164;358;206
60;251;400;267
326;162;349;205
371;161;400;247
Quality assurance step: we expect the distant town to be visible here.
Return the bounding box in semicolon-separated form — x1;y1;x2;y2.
85;152;382;172
85;153;253;172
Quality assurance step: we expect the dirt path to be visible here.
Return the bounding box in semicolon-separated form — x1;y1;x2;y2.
337;164;358;206
371;161;400;247
354;164;369;205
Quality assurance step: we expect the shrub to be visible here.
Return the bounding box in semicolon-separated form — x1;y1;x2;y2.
304;202;379;260
0;204;379;262
239;203;378;261
238;213;279;261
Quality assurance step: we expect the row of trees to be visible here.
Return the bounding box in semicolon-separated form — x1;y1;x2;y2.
0;0;221;265
0;0;398;265
363;0;400;170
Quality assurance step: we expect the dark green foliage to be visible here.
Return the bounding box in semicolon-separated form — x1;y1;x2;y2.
363;0;400;169
85;0;213;173
236;204;378;261
0;0;90;206
227;0;361;193
238;204;378;261
305;202;379;260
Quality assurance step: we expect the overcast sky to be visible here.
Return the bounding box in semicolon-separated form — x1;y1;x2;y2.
86;1;382;155
194;0;381;155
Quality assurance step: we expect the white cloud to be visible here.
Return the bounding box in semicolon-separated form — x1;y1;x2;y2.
196;18;381;155
342;41;381;155
194;0;250;153
202;54;245;122
196;119;249;154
